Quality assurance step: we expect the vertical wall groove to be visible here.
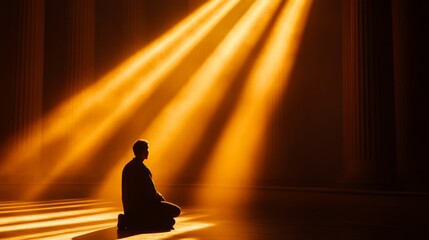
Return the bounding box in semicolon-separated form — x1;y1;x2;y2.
342;0;397;189
41;0;95;182
62;0;95;180
392;0;429;190
123;0;146;57
13;0;45;181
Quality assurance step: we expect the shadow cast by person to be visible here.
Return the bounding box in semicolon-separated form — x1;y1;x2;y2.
117;139;181;231
117;225;172;239
72;226;171;240
72;227;118;240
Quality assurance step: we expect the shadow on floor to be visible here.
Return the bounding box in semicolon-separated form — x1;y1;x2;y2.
72;227;171;240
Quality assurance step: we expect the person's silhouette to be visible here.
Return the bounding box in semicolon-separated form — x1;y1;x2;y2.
117;139;181;231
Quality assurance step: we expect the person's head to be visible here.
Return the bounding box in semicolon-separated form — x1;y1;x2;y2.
133;139;149;160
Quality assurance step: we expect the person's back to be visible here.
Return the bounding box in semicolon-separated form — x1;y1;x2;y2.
122;158;159;215
118;139;181;231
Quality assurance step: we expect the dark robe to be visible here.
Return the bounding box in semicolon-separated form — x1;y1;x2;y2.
122;158;161;216
121;158;180;229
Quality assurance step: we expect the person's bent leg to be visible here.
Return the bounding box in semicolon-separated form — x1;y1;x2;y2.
159;201;181;218
125;205;178;231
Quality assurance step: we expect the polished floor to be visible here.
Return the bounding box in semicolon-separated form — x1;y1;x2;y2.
0;188;428;240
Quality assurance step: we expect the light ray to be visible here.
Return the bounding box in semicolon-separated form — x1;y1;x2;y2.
97;0;284;199
0;207;115;225
21;0;241;200
0;0;223;185
0;201;109;214
0;211;120;232
146;0;285;182
0;199;102;210
196;0;313;207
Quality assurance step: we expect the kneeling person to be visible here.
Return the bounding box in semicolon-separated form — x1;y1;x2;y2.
118;139;181;230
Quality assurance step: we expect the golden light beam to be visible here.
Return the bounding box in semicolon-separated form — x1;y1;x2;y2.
96;0;284;199
0;0;222;178
196;0;313;207
0;207;115;225
22;0;241;200
146;0;284;182
0;199;101;210
0;210;120;232
0;201;109;214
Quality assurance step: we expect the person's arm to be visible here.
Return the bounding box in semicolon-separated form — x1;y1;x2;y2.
141;166;164;203
156;191;165;201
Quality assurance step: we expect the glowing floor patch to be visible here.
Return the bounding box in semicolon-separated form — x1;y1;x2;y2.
0;199;214;240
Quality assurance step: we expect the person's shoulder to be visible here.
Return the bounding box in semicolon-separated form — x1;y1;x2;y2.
123;159;136;171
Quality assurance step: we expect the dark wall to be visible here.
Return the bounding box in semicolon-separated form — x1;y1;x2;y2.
0;1;20;143
392;0;429;190
43;0;75;112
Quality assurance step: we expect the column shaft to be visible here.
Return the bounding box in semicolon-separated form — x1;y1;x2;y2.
392;0;429;190
122;0;146;56
13;0;45;180
342;0;397;189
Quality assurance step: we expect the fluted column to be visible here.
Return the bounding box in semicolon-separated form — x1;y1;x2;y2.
64;0;95;95
41;0;95;181
64;0;95;165
62;0;95;181
122;0;146;57
13;0;45;181
342;0;397;189
392;0;429;190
